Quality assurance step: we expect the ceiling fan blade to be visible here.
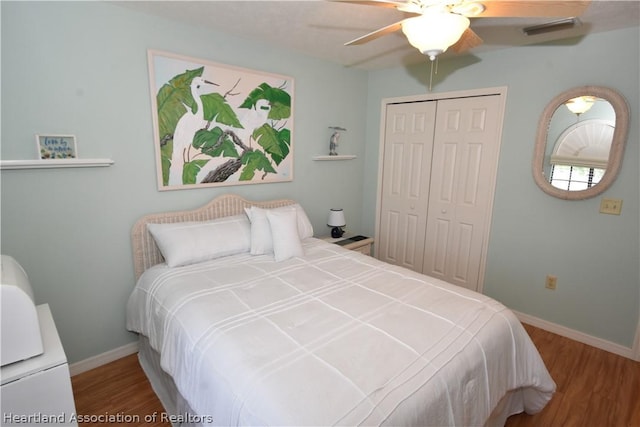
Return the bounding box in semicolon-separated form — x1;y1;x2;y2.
344;20;404;46
330;0;411;9
475;0;590;17
450;28;483;53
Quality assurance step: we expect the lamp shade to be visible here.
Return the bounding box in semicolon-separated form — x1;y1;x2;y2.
327;209;346;227
401;13;470;61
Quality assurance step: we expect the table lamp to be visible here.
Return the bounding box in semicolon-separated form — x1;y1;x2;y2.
327;208;346;238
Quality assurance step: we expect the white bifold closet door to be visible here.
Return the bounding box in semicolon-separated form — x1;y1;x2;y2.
378;94;503;292
378;101;436;273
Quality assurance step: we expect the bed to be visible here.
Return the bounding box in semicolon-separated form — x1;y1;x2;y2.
126;194;555;427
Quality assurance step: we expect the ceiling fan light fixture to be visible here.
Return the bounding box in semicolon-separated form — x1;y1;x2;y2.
401;13;470;61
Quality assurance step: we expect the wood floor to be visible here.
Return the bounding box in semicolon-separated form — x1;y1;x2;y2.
71;354;169;426
505;324;640;427
71;324;640;427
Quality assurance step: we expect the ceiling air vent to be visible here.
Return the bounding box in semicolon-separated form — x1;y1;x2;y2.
522;18;580;36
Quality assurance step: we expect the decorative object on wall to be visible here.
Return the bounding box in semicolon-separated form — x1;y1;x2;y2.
36;135;77;160
147;50;294;191
533;85;630;200
328;126;346;156
327;208;346;238
2;134;112;170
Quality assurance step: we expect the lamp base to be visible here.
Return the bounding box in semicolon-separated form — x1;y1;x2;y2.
331;227;344;238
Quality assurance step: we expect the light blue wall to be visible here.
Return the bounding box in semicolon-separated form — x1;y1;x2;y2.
1;1;368;363
2;2;638;364
362;28;639;347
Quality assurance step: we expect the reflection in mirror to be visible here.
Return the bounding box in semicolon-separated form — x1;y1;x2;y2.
533;86;630;200
546;97;615;191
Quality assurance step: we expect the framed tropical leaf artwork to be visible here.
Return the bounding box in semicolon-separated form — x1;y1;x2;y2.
147;50;294;190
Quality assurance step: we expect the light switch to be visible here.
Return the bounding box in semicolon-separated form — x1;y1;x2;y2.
600;198;623;215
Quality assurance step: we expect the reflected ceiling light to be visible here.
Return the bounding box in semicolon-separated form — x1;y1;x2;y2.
565;96;596;115
401;12;470;61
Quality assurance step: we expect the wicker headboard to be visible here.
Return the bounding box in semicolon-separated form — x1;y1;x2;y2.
131;194;296;280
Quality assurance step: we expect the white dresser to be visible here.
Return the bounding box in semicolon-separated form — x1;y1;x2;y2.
1;304;78;426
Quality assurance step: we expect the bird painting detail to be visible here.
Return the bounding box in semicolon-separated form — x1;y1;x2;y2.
195;98;272;183
151;54;293;189
169;76;218;186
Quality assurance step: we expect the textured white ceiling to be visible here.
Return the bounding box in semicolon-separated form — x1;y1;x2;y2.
114;0;640;69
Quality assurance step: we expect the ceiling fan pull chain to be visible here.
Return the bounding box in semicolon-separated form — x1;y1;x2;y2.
428;56;440;91
428;60;434;91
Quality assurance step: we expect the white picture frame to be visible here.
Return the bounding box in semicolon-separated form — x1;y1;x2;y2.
36;134;77;160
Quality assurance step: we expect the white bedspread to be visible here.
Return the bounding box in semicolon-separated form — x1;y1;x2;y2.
127;238;555;426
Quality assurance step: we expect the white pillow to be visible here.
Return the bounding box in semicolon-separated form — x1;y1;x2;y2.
244;203;313;255
266;208;304;262
290;203;314;239
244;206;273;255
147;214;251;267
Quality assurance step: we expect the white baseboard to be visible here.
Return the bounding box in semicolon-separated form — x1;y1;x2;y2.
69;341;139;377
513;310;635;360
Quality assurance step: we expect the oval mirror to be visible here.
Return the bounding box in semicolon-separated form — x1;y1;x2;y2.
533;86;630;200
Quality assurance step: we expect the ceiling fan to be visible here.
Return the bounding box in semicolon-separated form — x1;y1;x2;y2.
337;0;591;61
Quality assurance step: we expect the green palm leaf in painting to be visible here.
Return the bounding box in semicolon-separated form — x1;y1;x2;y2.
201;93;243;128
240;150;277;181
252;124;290;166
239;82;291;120
155;67;204;185
182;159;210;185
193;128;240;158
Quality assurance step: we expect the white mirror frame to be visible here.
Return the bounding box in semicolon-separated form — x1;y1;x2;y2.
533;85;630;200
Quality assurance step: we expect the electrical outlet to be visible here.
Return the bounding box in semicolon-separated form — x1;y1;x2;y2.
600;198;623;215
545;275;557;290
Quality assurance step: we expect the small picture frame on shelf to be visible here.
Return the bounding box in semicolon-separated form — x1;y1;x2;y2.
36;134;77;160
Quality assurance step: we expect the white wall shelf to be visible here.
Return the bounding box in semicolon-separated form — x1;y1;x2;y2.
313;155;356;161
0;158;114;170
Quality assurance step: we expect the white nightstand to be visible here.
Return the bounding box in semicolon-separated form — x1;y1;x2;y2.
321;234;374;256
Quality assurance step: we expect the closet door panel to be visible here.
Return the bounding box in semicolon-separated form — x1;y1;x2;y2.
378;101;436;272
423;95;503;290
429;218;450;276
